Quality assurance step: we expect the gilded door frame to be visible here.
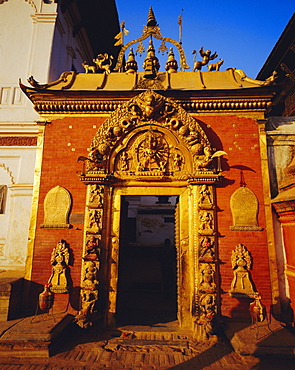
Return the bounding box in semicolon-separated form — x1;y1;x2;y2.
107;184;193;328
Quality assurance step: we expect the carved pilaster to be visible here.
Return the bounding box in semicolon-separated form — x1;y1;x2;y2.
194;184;217;341
75;184;105;328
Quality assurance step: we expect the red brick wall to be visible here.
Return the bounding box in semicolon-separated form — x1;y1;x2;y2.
29;113;272;320
30;117;106;314
195;115;271;319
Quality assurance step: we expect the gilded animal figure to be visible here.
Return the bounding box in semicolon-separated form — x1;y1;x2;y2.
207;58;224;72
192;47;218;71
93;53;114;74
82;61;96;73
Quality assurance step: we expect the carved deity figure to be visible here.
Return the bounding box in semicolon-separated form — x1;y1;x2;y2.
198;185;213;207
199;264;216;293
199;236;215;262
137;131;168;172
88;185;103;208
87;147;105;171
230;244;255;296
120;151;129;171
196;293;216;339
88;209;101;231
84;236;100;261
75;289;99;328
186;125;203;155
48;240;70;293
199;211;214;232
135;91;165;120
82;261;99;290
173;153;183;171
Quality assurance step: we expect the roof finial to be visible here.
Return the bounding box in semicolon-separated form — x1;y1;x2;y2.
147;7;157;27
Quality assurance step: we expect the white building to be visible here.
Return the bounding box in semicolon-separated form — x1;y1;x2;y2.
0;0;119;271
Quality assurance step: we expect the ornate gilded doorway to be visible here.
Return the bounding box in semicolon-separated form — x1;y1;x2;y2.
77;90;224;340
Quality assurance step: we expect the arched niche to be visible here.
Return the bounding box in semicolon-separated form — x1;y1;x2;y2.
87;89;213;181
230;186;262;231
41;186;71;228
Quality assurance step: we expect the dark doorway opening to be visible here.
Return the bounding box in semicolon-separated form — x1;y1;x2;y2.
116;195;178;326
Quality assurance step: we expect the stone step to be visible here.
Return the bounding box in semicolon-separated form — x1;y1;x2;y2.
0;313;73;357
224;319;295;359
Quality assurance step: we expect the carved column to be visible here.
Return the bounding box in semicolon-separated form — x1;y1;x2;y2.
75;184;105;328
194;184;217;341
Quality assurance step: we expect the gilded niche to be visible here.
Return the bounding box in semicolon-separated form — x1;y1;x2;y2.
41;186;71;228
230;187;262;231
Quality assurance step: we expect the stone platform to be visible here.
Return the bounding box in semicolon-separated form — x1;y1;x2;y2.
224;319;295;359
0;313;73;357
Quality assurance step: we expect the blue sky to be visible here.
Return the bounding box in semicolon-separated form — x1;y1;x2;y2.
115;0;293;78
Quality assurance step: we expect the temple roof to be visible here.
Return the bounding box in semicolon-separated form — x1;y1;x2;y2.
20;5;278;114
21;68;276;93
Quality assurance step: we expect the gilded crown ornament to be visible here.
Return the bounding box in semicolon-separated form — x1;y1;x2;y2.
113;7;190;72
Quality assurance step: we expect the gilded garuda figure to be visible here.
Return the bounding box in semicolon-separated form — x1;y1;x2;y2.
193;47;218;71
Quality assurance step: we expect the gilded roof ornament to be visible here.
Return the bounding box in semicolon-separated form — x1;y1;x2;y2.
136;42;145;56
193;47;218;72
143;39;160;78
147;6;157;27
158;41;168;55
114;7;189;72
165;48;178;73
125;48;138;74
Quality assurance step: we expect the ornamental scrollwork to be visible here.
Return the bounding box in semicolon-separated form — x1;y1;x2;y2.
86;90;225;179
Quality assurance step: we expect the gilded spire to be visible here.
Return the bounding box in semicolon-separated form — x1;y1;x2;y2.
125;48;138;74
143;39;160;78
165;47;178;73
147;7;157;27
